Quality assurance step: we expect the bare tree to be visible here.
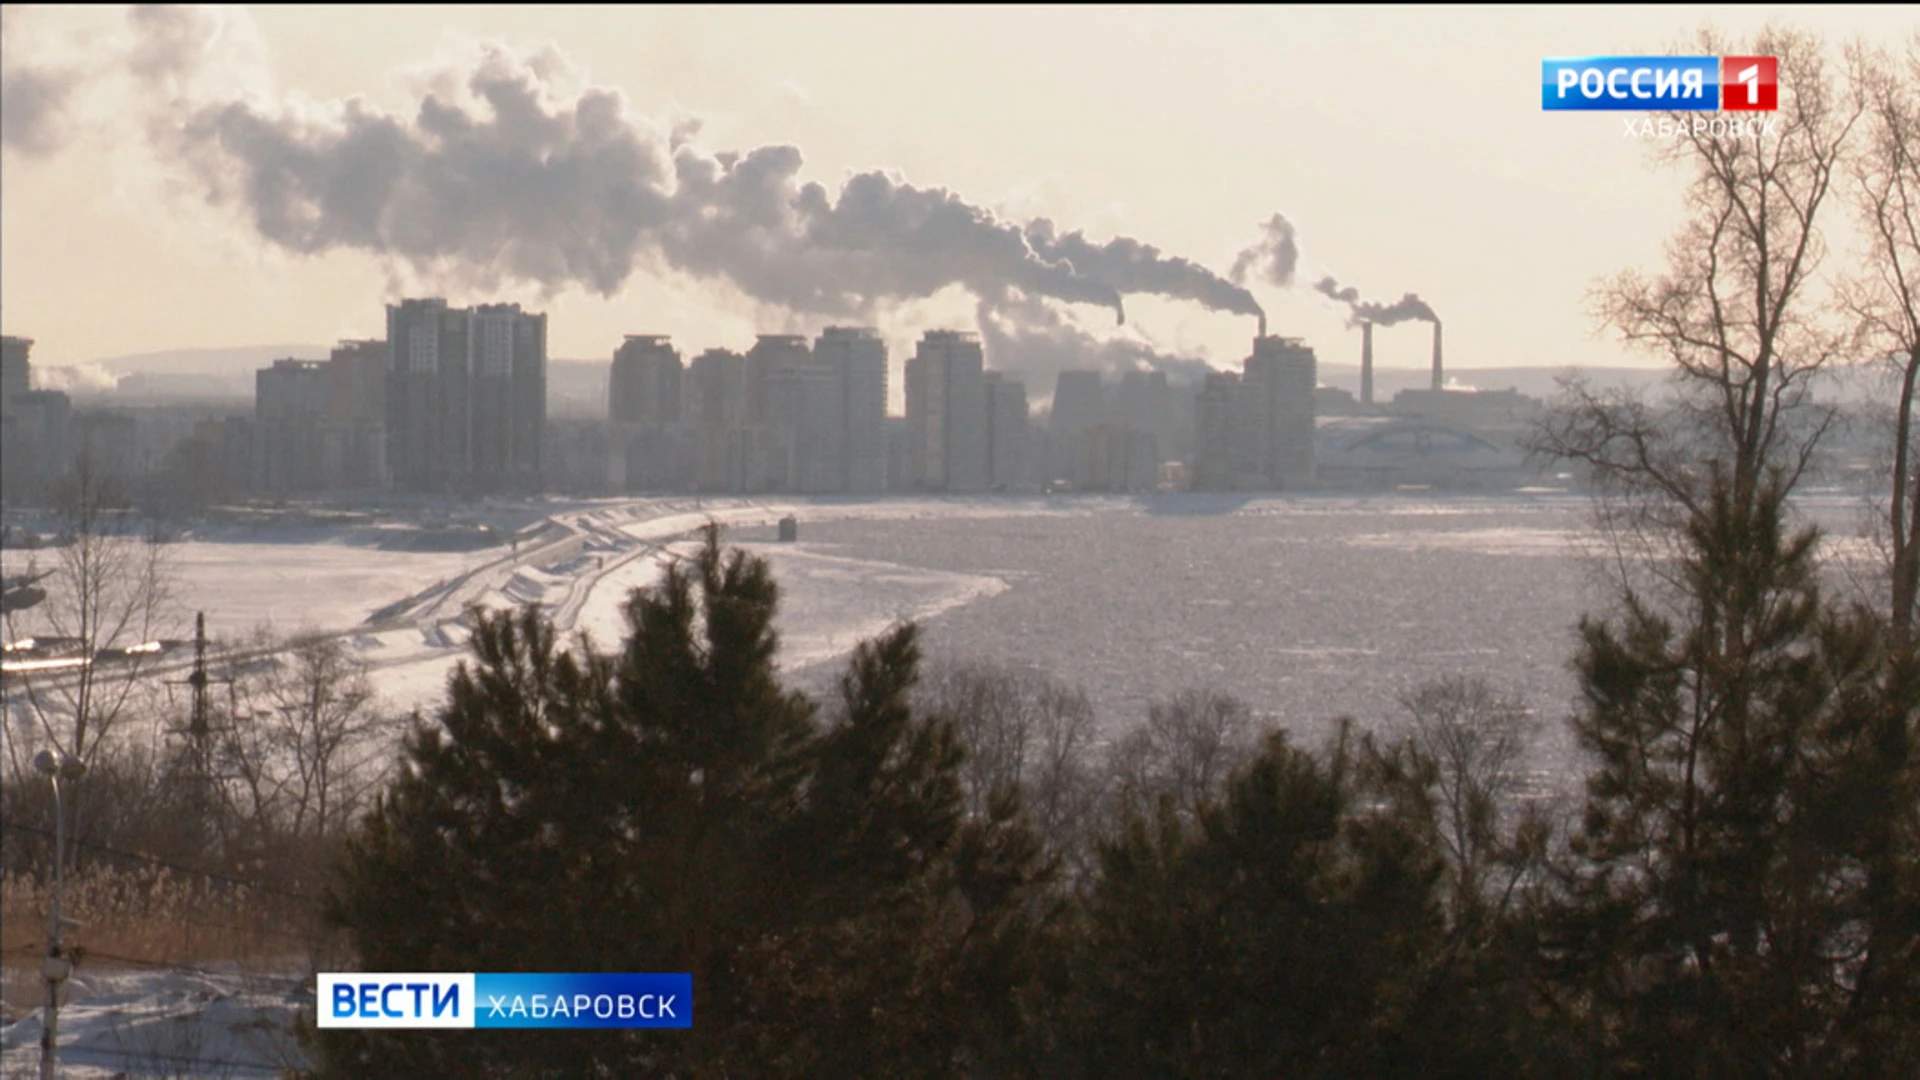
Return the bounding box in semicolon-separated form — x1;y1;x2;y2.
1524;29;1920;1069
1529;27;1863;576
1844;34;1920;648
920;660;1034;817
220;634;397;855
916;659;1102;871
1024;679;1101;858
1397;676;1536;913
1107;689;1260;824
3;449;175;772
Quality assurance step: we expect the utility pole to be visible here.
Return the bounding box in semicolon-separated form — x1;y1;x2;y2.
168;613;226;831
34;749;85;1080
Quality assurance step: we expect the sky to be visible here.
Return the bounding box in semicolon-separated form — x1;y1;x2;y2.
1;4;1913;398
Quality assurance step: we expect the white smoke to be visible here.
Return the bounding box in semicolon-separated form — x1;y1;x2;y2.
80;8;1285;379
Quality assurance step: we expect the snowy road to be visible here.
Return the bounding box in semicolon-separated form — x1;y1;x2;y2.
124;497;1016;719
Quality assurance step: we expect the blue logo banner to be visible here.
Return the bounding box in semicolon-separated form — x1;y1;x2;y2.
474;973;692;1029
1542;57;1720;111
317;972;693;1029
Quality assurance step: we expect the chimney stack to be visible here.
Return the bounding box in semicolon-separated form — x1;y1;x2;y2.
1257;313;1267;339
1360;321;1374;406
1430;320;1444;391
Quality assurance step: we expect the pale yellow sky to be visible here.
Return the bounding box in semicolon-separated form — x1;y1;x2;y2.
2;4;1913;381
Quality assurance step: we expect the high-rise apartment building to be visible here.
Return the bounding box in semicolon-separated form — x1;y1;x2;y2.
0;336;30;407
771;363;845;493
744;335;811;489
250;342;386;495
985;372;1029;491
0;336;73;507
1244;335;1317;489
1115;368;1190;465
1047;369;1105;485
745;335;809;424
1191;335;1317;491
608;335;688;493
609;335;683;425
814;326;888;493
687;347;746;491
904;330;987;492
322;339;388;490
1192;371;1244;490
254;358;330;493
386;299;546;494
1050;370;1105;440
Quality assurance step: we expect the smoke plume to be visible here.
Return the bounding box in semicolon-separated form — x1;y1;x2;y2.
0;7;81;157
1314;276;1438;326
1024;219;1264;322
1230;213;1299;288
76;6;1304;364
974;292;1211;393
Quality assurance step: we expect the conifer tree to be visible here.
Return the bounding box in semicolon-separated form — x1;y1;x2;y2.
1544;474;1917;1075
319;526;1061;1077
1526;26;1919;1074
1066;727;1506;1078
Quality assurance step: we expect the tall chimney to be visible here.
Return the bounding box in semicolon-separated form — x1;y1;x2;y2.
1257;313;1267;339
1430;320;1444;391
1360;320;1374;406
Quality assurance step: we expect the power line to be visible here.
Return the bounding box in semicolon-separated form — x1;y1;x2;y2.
11;909;328;948
59;945;311;988
4;946;317;1076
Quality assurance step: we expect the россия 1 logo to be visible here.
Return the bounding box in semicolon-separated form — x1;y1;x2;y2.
1542;56;1778;111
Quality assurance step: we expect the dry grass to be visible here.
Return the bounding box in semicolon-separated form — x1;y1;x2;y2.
0;865;339;1019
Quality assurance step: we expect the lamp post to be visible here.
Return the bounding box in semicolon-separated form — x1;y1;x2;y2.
33;748;85;1080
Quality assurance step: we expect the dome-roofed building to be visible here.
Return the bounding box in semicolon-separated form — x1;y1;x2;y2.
1313;415;1529;490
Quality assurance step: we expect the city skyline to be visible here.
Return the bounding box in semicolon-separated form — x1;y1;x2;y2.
3;6;1913;386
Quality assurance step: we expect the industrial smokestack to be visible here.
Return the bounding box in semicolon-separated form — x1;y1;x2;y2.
1361;320;1374;406
1430;320;1444;391
1258;313;1267;339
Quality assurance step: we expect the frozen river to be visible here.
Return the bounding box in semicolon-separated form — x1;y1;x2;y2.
7;491;1883;788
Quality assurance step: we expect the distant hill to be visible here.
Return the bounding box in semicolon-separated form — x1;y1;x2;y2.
1314;361;1885;406
35;346;611;413
1314;362;1672;403
550;359;609;418
37;344;331;405
32;345;1883;414
93;344;335;377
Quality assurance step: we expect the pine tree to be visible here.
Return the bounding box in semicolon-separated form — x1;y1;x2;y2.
1543;474;1917;1075
318;525;1061;1077
1066;726;1500;1078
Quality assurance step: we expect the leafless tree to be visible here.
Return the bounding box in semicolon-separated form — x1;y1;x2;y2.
1843;34;1920;649
920;660;1034;816
219;634;397;854
1106;689;1260;824
1529;27;1864;585
1524;30;1920;1065
916;659;1102;870
1397;676;1537;913
2;449;176;773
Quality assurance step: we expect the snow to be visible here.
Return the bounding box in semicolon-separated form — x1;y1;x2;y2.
2;966;312;1078
1343;526;1589;557
2;498;1025;720
0;498;1035;1073
8;495;1596;726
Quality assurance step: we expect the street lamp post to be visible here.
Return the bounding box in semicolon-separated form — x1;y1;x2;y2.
33;748;85;1080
